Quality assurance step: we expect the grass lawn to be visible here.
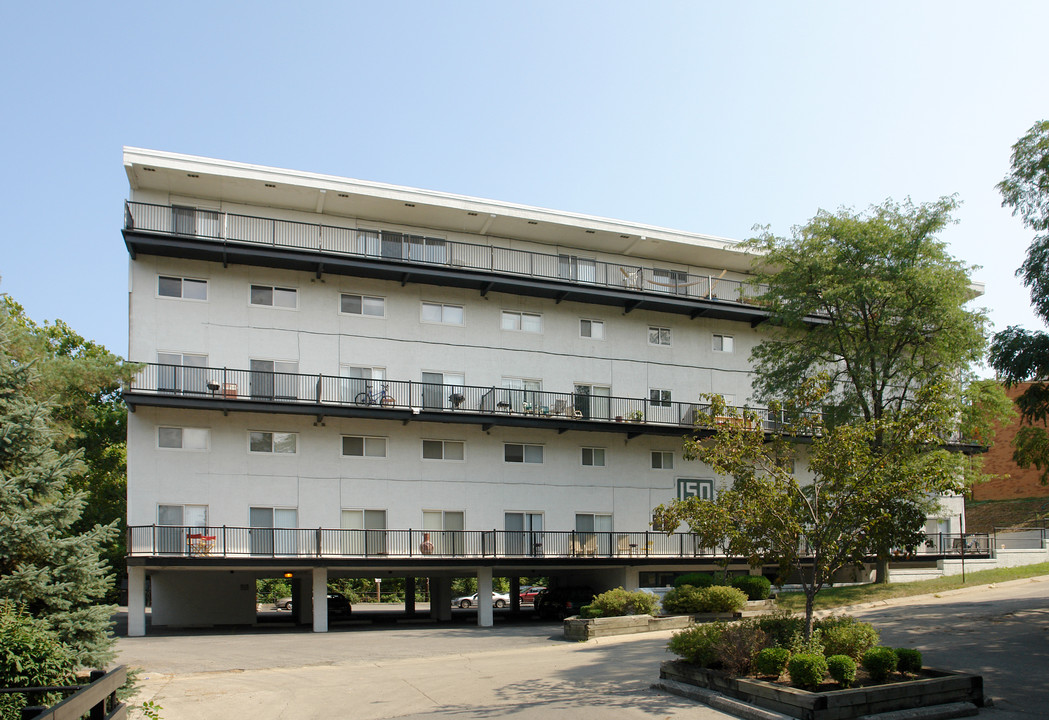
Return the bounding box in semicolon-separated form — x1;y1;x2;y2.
776;562;1049;613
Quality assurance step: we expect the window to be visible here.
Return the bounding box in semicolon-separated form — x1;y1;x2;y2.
340;365;386;403
501;310;542;333
421;302;464;325
651;451;674;469
649;326;672;346
573;384;611;420
157;352;208;394
713;334;734;353
653;268;689;294
422;439;464;460
580;319;604;339
158;426;209;450
421;371;466;409
340;293;385;317
581;447;605;467
249;431;297;454
558;254;597;282
423;509;465;553
248;507;298;554
250;285;297;308
250;359;299;400
649;389;672;408
505;443;544;464
775;457;796;474
157;504;208;553
575;513;612;532
342;435;387;458
158;275;207;300
341;509;387;554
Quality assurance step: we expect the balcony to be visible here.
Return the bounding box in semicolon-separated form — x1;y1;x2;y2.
123;362;817;439
123;201;807;326
126;525;992;562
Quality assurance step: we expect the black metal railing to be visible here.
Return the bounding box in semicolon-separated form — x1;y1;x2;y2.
125;362;819;434
125;201;768;305
127;525;991;560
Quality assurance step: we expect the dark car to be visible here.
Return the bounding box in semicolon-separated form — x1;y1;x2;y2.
533;586;595;620
273;593;352;618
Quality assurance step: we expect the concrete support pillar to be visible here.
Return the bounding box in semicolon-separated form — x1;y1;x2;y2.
128;567;146;637
509;576;521;613
312;568;328;633
429;577;452;621
623;566;641;590
405;576;416;616
477;567;494;627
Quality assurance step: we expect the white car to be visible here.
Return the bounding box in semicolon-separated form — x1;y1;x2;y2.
452;592;511;609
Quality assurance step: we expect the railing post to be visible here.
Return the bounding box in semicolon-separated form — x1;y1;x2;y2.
316;374;322;403
223;525;227;556
316;528;322;558
408;528;413;558
151;524;156;556
679;533;683;557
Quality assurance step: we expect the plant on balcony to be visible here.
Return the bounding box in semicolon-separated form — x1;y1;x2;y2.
448;393;465;408
628;409;644;422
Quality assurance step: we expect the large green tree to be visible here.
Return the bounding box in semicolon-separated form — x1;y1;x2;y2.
655;378;964;638
0;297;130;598
990;120;1049;484
0;317;117;668
744;197;997;581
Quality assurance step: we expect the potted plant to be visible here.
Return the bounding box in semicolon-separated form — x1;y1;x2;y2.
628;409;644;423
448;392;466;409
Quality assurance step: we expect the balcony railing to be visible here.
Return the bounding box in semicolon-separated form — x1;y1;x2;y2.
124;201;769;306
127;525;992;560
125;362;816;434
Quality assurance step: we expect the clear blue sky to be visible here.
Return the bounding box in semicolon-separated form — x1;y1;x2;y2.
1;2;1045;364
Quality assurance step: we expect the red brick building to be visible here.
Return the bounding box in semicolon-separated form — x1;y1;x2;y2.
973;382;1049;501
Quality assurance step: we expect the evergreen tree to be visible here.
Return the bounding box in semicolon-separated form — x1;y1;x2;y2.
0;318;116;669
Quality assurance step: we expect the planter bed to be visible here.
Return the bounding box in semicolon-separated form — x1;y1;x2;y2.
563;614;693;640
660;660;985;720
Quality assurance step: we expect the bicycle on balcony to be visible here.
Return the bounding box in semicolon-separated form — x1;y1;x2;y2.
355;383;395;407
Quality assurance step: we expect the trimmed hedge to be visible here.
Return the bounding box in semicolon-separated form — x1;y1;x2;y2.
753;647;790;678
862;646;898;682
896;648;923;674
731;575;772;601
826;654;857;688
667;622;726;666
673;572;716;589
817;615;879;660
788;653;828;689
579;587;657;618
662;585;748;614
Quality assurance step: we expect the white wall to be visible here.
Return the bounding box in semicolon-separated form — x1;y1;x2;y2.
150;571;257;626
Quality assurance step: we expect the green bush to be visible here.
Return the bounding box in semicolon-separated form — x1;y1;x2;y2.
731;575;772;601
697;586;748;613
667;622;727;666
787;628;824;657
826;655;857;688
895;648;922;674
673;572;716;589
816;615;879;660
662;585;705;614
0;603;74;720
714;619;768;675
584;587;658;618
787;653;828;689
753;647;790;678
862;646;898;682
758;611;805;647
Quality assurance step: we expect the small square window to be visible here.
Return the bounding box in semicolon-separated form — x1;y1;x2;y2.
422;302;463;325
713;334;734;353
341;293;385;317
580;319;605;339
649;389;672;408
649;327;672;346
505;443;543;464
651;451;674;469
581;448;605;467
342;436;387;457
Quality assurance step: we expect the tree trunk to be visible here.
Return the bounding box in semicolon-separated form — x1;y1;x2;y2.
875;551;890;584
804;590;815;640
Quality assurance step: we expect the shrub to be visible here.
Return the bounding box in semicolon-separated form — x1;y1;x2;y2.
662;585;704;614
753;647;790;678
826;655;857;688
697;586;748;613
895;648;923;674
667;622;727;667
673;572;716;589
862;646;898;682
787;628;824;657
0;603;74;720
714;619;768;675
584;587;658;618
731;575;772;601
758;611;805;647
816;615;879;660
787;653;828;689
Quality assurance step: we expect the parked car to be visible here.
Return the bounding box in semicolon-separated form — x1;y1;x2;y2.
272;593;352;617
533;586;595;620
519;585;546;604
452;592;511;609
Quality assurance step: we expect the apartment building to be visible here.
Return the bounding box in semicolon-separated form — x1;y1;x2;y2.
121;149;965;635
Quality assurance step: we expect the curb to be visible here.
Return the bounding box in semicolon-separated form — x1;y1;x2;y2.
814;574;1049;616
